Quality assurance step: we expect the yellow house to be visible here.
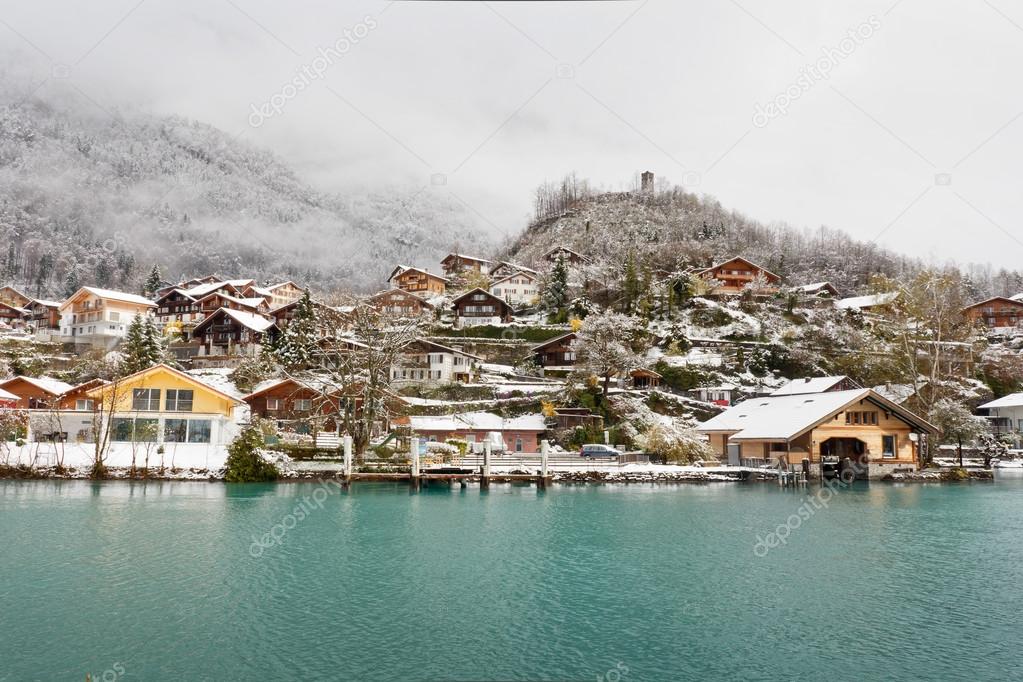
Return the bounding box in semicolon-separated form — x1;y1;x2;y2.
87;364;243;446
697;387;936;479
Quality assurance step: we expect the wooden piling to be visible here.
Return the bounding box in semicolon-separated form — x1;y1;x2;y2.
481;442;491;489
409;437;420;488
538;440;550;489
342;435;353;487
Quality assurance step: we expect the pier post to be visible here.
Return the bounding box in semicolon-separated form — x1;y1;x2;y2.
342;435;353;486
481;442;491;489
538;440;550;489
410;437;420;488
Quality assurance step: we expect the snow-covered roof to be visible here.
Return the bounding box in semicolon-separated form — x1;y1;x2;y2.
0;387;19;401
62;287;155;309
771;376;854;396
390;266;449;283
0;375;74;396
31;299;62;308
872;383;918;405
181;281;235;299
794;282;838;296
836;292;899;310
698;388;935;440
979;393;1023;409
184;368;250;401
490;271;538;287
219;308;276;332
442;253;492;265
406;411;546;433
196;292;264;309
1011;293;1023;302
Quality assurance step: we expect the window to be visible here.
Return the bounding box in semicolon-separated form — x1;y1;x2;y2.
266;397;280;411
111;418;134;442
882;435;896;458
845;411;877;425
187;419;212;443
165;418;188;442
75;399;95;411
132;388;160;411
166;389;193;412
515;437;523;452
108;312;120;322
293;399;312;412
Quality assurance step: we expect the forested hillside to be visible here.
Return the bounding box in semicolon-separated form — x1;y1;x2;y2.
0;94;488;297
503;176;1022;299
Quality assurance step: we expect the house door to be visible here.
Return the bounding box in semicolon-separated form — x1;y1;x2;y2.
820;437;868;480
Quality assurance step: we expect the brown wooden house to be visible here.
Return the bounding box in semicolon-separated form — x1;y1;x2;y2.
0;376;74;409
56;378;109;411
244;378;345;433
451;288;513;327
0;300;26;328
441;253;492;277
695;257;781;296
543;247;589;266
0;286;32;309
963;297;1023;328
367;289;434;318
389;267;448;296
531;332;577;369
191;308;278;366
23;299;61;330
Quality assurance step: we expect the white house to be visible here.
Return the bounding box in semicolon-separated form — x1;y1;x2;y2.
59;287;156;348
391;340;480;386
489;271;539;306
978;393;1023;444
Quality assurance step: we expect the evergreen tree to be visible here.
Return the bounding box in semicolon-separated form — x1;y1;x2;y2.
542;255;569;317
64;268;80;297
272;290;319;369
143;265;162;297
121;313;163;374
225;426;279;482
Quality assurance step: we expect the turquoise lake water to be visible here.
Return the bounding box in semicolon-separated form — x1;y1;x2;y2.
2;476;1022;681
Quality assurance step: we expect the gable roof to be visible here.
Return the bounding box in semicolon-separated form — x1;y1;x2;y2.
242;376;343;402
795;282;839;296
60;287;155;310
979;393;1023;409
0;375;74;397
86;364;243;405
490;271;538;288
0;300;28;315
543;246;590;262
836;292;899;310
696;256;781;281
697;388;936;440
490;261;538;275
192;308;276;334
0;387;18;401
963;296;1023;311
389;266;449;283
771;376;858;396
530;331;576;352
451;288;511;306
368;288;435;308
441;253;492;266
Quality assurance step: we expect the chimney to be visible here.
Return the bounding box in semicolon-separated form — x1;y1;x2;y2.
641;171;654;193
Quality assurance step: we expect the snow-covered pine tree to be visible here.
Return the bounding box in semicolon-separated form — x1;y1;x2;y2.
63;268;80;297
143;265;162;297
542;255;569;318
272;290;319;369
121;313;164;374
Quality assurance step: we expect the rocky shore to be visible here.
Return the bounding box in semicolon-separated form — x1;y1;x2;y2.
886;468;995;482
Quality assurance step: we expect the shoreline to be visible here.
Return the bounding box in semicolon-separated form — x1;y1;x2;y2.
0;465;997;484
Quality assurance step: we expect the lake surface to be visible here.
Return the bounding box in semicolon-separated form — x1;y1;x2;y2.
2;476;1022;681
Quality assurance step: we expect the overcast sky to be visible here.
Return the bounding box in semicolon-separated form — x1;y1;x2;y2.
3;0;1023;269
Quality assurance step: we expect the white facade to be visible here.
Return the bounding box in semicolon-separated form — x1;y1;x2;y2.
489;272;538;306
391;347;477;386
59;288;155;348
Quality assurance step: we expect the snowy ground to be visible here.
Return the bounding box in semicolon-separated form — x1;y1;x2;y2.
2;441;228;477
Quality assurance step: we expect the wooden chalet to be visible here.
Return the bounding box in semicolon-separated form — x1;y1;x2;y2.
0;300;26;328
389;266;448;296
190;308;278;367
531;332;577;369
629;368;662;389
963;297;1023;328
695;257;781;296
56;378;109;411
440;253;492;277
697;387;936;479
794;282;840;302
367;289;434;318
543;247;589;266
0;286;32;309
23;299;61;330
0;376;73;409
243;378;348;433
450;288;514;327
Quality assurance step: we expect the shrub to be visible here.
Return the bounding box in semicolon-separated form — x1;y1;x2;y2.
225;427;280;482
